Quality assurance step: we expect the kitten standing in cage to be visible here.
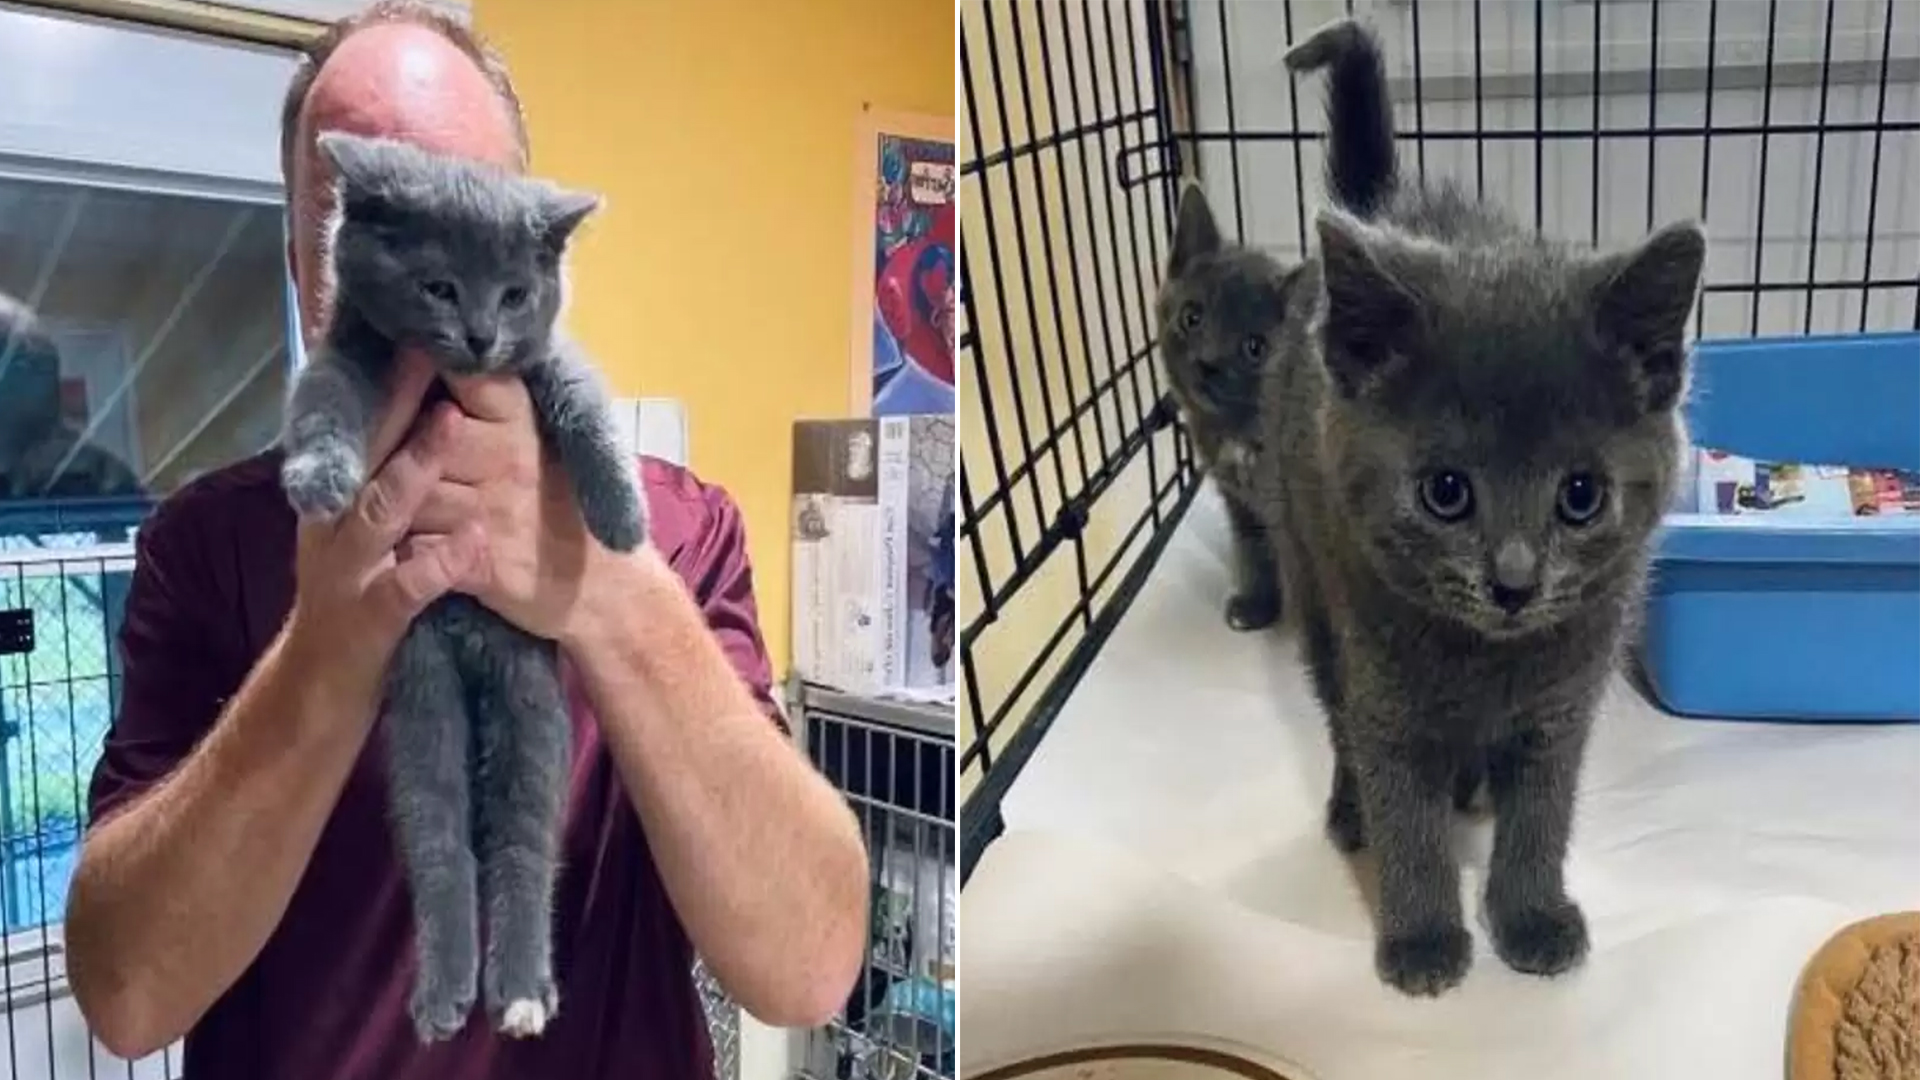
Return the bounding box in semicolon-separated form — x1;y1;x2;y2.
280;132;646;1041
1155;186;1303;631
1264;19;1706;996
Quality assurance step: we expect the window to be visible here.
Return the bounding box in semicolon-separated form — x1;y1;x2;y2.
1;174;290;945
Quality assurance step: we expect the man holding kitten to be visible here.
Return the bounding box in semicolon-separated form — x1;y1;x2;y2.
61;4;869;1077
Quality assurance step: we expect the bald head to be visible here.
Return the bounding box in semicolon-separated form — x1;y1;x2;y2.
284;5;526;340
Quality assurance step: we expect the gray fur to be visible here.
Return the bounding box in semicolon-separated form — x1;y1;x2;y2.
1267;20;1704;996
278;132;646;1041
1156;183;1301;630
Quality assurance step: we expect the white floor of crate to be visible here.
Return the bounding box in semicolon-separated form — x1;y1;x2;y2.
960;487;1920;1080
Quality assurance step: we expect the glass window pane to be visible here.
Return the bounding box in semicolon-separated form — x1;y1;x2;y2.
0;175;290;548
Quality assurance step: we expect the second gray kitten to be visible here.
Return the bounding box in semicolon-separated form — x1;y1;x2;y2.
1156;184;1301;631
280;132;647;1042
1269;19;1705;996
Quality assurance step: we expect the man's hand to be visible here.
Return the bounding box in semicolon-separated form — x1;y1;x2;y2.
413;372;606;645
286;352;485;693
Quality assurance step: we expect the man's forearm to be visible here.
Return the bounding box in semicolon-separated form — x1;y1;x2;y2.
66;622;381;1058
567;547;869;1028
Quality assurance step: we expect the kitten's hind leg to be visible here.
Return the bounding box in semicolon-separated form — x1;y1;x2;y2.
1223;496;1281;631
1295;599;1363;851
384;617;481;1042
524;347;648;553
472;623;572;1038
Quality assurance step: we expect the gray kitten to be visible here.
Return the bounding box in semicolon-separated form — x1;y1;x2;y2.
1156;185;1301;630
1268;19;1705;996
279;132;647;1042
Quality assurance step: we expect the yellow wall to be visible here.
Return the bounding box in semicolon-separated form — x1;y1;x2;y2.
476;0;954;671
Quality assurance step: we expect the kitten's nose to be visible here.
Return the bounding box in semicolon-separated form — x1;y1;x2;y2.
466;333;495;357
1490;583;1535;614
1489;538;1539;614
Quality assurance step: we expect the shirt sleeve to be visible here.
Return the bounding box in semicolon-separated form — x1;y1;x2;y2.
87;500;231;827
671;483;788;734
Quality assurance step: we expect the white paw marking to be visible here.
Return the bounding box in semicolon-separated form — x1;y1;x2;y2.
501;999;550;1038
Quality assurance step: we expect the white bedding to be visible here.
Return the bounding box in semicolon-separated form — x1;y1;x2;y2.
960;488;1920;1080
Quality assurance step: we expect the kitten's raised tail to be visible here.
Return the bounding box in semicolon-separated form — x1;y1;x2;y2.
1284;17;1398;218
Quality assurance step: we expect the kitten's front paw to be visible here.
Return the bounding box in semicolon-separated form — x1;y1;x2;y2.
409;969;477;1043
1376;924;1473;997
1225;590;1280;631
282;446;363;521
1490;899;1589;977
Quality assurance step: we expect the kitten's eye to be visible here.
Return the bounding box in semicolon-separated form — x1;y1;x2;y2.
1557;472;1607;525
500;286;529;311
1179;304;1202;331
420;280;459;304
1242;335;1268;361
1419;470;1474;522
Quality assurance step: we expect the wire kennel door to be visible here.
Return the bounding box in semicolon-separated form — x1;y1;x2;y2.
792;683;955;1080
958;0;1920;881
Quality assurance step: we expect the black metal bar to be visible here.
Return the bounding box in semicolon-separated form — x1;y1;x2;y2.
1803;0;1838;334
1144;120;1920;143
1645;0;1659;232
993;0;1090;499
1749;0;1780;336
1696;0;1720;330
961;465;1202;869
962;31;1050;541
1534;0;1545;233
1858;0;1896;332
1281;0;1307;254
1059;0;1132;481
958;338;1157;527
961;110;1159;176
1409;0;1426;182
1472;0;1485;198
1701;278;1919;295
1591;0;1603;245
962;636;991;772
959;248;1026;563
1095;0;1164;530
958;467;994;622
1034;0;1115;467
1214;0;1245;241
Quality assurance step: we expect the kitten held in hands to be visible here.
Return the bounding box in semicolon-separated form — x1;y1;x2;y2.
1156;185;1302;631
1273;18;1705;996
279;132;645;1041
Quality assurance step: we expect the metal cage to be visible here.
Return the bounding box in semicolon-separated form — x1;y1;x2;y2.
957;0;1920;880
791;682;956;1080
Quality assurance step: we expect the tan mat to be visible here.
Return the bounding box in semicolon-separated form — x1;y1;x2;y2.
1788;912;1920;1080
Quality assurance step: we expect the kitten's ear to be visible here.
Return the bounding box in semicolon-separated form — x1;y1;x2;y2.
1315;208;1420;396
538;189;601;251
1591;219;1706;413
1169;182;1224;276
315;131;388;196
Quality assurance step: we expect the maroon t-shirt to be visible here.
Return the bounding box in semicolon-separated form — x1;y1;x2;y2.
86;449;784;1080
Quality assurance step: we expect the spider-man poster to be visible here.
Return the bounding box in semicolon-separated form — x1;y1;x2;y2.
867;132;955;416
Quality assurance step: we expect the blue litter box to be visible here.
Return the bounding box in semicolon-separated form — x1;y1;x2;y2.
1637;331;1920;723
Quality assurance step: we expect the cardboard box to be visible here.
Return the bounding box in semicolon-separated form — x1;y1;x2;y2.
791;416;955;698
